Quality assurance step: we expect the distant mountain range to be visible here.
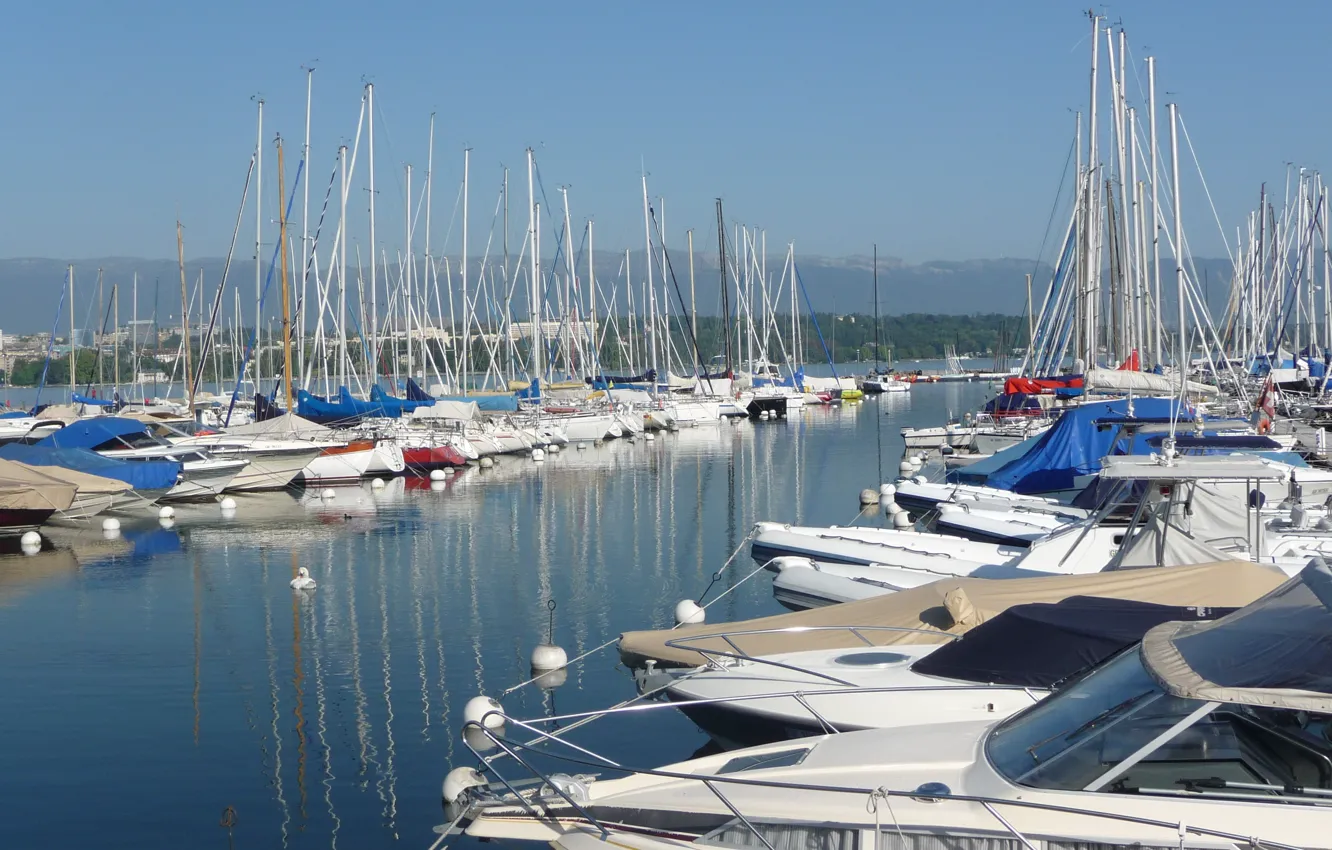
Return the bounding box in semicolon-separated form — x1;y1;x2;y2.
0;253;1237;335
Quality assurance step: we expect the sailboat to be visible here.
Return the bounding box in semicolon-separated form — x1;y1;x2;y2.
860;245;909;394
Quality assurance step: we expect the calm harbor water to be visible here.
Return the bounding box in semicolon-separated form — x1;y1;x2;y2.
0;381;992;849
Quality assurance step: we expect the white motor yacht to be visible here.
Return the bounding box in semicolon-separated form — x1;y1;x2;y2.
452;561;1332;850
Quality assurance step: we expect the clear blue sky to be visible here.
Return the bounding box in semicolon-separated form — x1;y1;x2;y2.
2;1;1327;264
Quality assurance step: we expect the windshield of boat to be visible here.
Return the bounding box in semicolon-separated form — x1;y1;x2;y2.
986;650;1332;802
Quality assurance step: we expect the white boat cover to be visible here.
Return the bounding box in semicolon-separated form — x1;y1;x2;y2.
409;400;480;422
1142;559;1332;712
1084;366;1218;396
619;559;1286;668
224;412;337;441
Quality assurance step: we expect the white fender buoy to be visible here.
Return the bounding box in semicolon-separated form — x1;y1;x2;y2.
531;448;546;462
893;511;912;529
548;443;561;453
674;599;705;625
444;466;456;475
462;725;500;753
371;477;387;489
20;531;41;549
102;518;121;532
669;422;680;432
575;442;588;450
859;488;878;506
463;695;505;729
913;475;928;485
429;469;446;482
879;483;896;497
290;566;317;590
898;460;914;475
219;497;238;511
443;767;486;804
320;488;336;501
530;643;568;671
645;431;656;441
880;496;898;514
480;456;495;467
158;506;175;520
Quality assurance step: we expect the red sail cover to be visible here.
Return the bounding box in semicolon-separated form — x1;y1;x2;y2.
1117;350;1140;371
1004;376;1084;395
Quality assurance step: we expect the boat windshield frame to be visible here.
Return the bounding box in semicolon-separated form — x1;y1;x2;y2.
984;648;1332;803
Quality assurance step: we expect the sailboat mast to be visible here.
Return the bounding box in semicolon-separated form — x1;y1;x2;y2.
254;98;263;390
687;229;697;353
588;219;598;376
527;148;541;382
461;148;470;393
300;67;312;384
367;82;378;387
872;244;881;373
113;281;120;394
641;173;657;394
1168;102;1185;406
68;265;75;399
277;138;295;413
1148;55;1162;367
338;144;348;391
716;199;732;373
405;164;414;383
178;220;194;414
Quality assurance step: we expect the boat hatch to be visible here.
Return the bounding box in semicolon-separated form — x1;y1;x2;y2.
716;747;809;775
831;651;912;668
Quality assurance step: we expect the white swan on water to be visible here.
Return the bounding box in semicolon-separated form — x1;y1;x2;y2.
290;567;317;590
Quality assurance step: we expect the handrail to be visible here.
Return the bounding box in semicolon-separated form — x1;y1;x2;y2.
453;720;1306;850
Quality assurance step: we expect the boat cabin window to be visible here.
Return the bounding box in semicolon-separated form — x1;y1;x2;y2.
93;433;160;451
986;650;1332;802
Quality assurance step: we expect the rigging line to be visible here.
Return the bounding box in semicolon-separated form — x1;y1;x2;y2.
1177;116;1237;269
647;206;715;394
194;155;257;396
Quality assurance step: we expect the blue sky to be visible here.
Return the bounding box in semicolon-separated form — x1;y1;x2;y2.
2;1;1327;264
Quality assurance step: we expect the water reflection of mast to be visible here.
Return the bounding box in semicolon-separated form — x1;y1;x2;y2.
377;538;398;835
193;549;202;745
345;537;377;786
290;550;309;821
311;543;340;848
262;550;291;846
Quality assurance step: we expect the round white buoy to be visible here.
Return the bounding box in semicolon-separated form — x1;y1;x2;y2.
219;497;237;511
879;483;896;497
320;488;336;501
158;506;175;520
645;431;656;441
917;451;930;461
669;422;680;432
463;695;505;729
899;460;914;475
480;456;495;467
430;480;447;492
674;599;706;625
530;643;568;671
892;511;912;528
879;496;898;513
102;517;121;532
443;767;486;804
444;466;456;476
548;443;561;453
912;475;928;485
531;448;546;462
159;517;176;529
575;442;587;450
20;531;41;548
859;488;878;506
462;725;500;753
429;469;447;481
21;542;39;556
908;457;923;471
371;477;386;489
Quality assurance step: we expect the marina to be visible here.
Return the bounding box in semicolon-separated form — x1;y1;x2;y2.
5;5;1332;850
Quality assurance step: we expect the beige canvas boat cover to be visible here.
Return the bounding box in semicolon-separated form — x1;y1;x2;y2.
619;559;1288;668
0;459;77;511
6;460;129;495
1142;559;1332;712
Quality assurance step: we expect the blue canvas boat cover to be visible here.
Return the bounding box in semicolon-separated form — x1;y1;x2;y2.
0;444;181;491
404;378;434;403
72;393;115;407
37;417;151;450
984;398;1183;494
370;385;434;413
947;432;1045;485
432;393;519;412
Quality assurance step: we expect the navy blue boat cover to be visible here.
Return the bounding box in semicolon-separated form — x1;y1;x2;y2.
910;595;1234;688
36;417;152;450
